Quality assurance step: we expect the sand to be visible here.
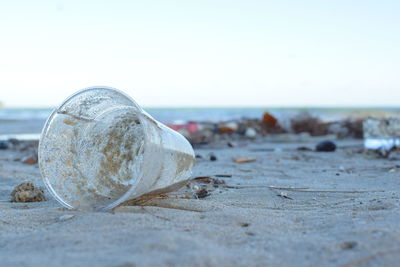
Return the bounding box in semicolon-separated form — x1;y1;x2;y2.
1;138;400;266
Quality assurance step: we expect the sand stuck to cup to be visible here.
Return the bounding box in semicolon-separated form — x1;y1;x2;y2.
39;87;195;211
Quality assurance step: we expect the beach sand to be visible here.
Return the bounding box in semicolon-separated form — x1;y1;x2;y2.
1;139;400;266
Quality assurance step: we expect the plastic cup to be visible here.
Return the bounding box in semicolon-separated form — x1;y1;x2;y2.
39;86;195;211
363;118;400;151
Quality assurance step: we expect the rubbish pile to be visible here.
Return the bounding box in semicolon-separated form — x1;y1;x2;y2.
167;112;365;146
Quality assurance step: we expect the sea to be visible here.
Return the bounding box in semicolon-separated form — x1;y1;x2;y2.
2;107;400;123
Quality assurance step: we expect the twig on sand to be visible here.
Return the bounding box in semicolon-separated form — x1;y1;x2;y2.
268;187;384;194
342;248;400;267
139;202;204;212
114;180;204;212
220;185;385;194
114;181;186;208
114;175;383;213
268;186;309;190
221;184;384;194
141;207;170;221
259;168;292;178
116;193;204;212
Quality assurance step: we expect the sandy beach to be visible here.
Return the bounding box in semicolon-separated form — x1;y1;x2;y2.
2;0;400;265
1;135;400;266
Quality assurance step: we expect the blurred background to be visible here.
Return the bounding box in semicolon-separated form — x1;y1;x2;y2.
0;0;399;136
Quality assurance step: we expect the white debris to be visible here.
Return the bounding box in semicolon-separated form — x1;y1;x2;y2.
245;128;257;139
363;118;400;151
58;214;75;222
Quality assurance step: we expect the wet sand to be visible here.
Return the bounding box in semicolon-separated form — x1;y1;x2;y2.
1;138;400;266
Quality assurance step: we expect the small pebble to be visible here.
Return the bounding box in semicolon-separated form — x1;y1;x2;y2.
227;142;235;147
339;241;358;250
11;182;46;202
58;215;75;222
0;141;9;150
316;140;337;152
245;231;255;236
210;154;217;161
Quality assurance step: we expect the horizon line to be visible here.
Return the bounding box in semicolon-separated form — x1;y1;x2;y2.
1;105;400;110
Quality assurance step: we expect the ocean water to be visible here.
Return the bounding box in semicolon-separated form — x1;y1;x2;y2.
0;107;277;122
1;107;400;123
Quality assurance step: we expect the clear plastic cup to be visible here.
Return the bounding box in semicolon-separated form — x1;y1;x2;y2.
39;86;195;211
363;118;400;151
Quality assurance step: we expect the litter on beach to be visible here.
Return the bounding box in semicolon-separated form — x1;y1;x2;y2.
38;87;196;211
232;157;257;163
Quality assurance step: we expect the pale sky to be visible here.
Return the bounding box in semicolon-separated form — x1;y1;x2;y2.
0;0;399;107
